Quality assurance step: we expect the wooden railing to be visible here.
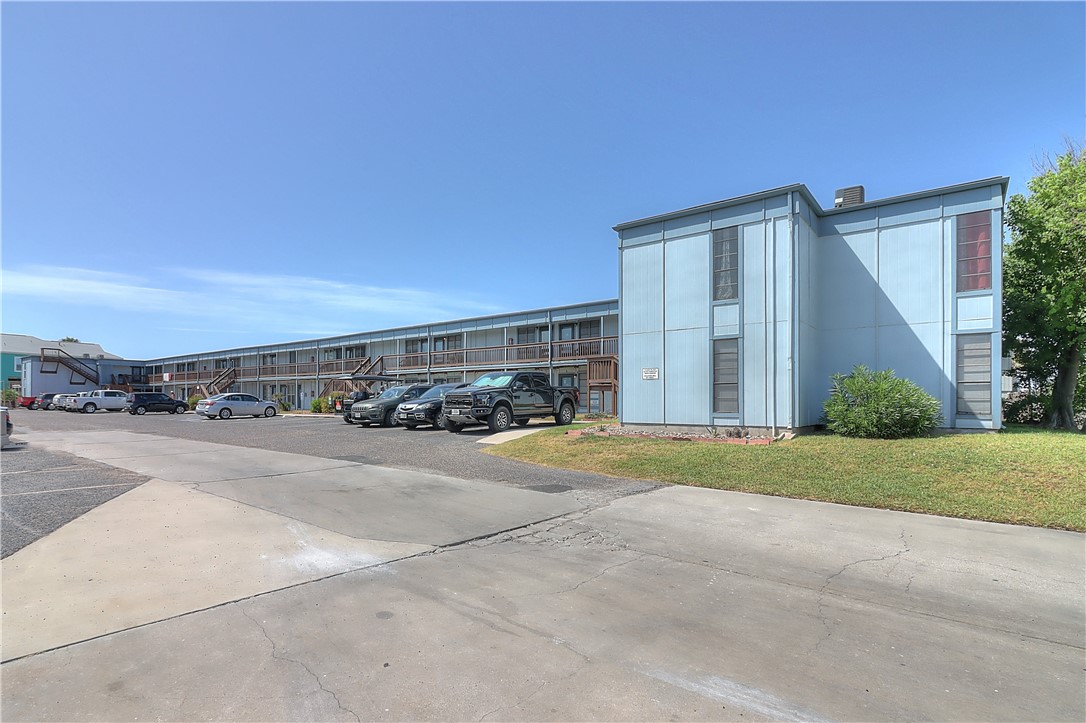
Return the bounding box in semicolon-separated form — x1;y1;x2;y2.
148;337;618;385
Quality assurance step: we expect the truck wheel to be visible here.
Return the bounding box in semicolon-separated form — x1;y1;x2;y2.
555;402;575;426
443;418;463;433
83;403;97;414
488;404;512;433
514;417;530;426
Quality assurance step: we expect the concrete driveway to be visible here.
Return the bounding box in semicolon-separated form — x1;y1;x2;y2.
2;428;1083;721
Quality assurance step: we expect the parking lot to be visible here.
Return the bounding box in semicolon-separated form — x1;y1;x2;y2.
2;407;1083;722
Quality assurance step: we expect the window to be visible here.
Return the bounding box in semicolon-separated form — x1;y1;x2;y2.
713;226;740;301
559;324;576;341
957;211;992;292
516;328;534;345
713;339;739;414
956;335;992;418
579;320;601;338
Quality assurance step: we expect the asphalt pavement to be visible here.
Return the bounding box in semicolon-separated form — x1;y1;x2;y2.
1;408;1083;721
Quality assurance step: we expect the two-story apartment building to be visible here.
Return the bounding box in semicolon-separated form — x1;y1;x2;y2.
147;300;619;413
615;177;1006;432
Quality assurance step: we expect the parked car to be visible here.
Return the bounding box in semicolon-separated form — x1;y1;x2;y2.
15;396;36;409
395;382;467;429
195;393;278;420
349;384;433;427
63;392;93;411
441;371;579;433
125;392;189;415
339;391;374;424
51;393;76;410
64;389;128;413
31;393;59;410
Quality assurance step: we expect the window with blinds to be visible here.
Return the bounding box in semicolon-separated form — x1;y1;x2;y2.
713;338;739;414
956;335;992;418
957;211;993;292
713;226;740;301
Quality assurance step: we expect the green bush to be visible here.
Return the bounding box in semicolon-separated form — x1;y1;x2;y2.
823;365;943;439
310;398;328;413
187;395;204;409
1;389;17;405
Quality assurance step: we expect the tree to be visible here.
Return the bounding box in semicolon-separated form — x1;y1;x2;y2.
59;336;80;343
1003;143;1086;431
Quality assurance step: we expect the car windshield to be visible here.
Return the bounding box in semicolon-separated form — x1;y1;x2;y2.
418;384;455;400
470;373;514;388
378;386;406;399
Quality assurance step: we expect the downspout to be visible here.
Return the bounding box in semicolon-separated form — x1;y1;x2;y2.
769;211;777;439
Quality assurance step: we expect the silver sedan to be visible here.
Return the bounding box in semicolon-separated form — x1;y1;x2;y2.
195;393;278;420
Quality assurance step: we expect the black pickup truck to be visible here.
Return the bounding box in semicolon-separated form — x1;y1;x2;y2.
441;371;579;433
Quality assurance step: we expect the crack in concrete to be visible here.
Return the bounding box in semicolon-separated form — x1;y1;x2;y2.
477;658;589;721
811;529;912;654
241;608;361;722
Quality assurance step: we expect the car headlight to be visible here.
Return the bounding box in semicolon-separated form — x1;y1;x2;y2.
475;394;491;406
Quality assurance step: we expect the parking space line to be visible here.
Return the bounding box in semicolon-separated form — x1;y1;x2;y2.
2;482;141;497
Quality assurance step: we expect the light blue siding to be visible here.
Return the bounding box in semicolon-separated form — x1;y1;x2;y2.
817;232;878;330
878;195;942;228
943;185;1001;216
819;206;877;236
621;332;664;423
713;304;740;337
765;194;789;218
956;294;994;331
742;223;766;323
620;222;664;248
664;212;711;240
877;220;943;326
664;234;711;330
878;322;946;407
742;325;767;426
621;244;663;334
664;329;710;425
712;200;764;228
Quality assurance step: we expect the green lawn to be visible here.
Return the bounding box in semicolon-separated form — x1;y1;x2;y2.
486;424;1086;531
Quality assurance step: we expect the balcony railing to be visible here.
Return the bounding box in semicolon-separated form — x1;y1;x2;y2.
147;337;617;385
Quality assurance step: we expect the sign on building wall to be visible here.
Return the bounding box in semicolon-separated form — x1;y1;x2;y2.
641;368;659;380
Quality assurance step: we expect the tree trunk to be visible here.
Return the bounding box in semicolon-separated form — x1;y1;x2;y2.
1048;344;1082;431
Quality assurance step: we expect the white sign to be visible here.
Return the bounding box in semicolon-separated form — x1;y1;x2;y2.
162;372;173;382
641;368;659;380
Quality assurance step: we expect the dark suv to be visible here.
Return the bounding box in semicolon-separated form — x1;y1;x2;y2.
125;392;189;415
349;383;433;427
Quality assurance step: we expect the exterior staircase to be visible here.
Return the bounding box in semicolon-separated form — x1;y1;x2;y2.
196;366;238;398
319;356;380;398
40;348;99;386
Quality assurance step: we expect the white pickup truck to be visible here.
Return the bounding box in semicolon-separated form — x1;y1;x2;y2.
65;389;128;413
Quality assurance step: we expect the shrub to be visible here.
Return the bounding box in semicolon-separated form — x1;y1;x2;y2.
823;365;943;439
1;389;17;405
1003;392;1050;425
187;394;204;409
272;394;291;412
310;398;330;413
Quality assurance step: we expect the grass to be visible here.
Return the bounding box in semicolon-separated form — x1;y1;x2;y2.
486;423;1086;531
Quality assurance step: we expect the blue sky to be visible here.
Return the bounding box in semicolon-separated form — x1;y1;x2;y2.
2;1;1082;359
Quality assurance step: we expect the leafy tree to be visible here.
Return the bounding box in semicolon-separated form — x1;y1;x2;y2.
1004;143;1086;431
59;336;80;343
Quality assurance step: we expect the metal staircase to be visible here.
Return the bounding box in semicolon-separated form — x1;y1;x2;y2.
40;348;99;386
319;356;380;398
196;366;238;398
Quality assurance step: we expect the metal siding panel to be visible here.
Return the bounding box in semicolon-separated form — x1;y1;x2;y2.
943;186;1001;216
765;194;789;218
664;212;711;239
620;222;664;247
665;328;710;425
713;304;741;337
620;243;663;334
817;232;878;330
742;324;766;426
742;222;766;323
956;294;994;331
819;206;878;236
774;217;791;322
879;322;947;419
877;195;942;228
774;319;792;423
877;220;943;326
712;200;764;228
664;233;711;331
620;331;664;423
817;326;877;396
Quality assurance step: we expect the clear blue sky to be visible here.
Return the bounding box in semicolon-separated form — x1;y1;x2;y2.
3;1;1082;359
